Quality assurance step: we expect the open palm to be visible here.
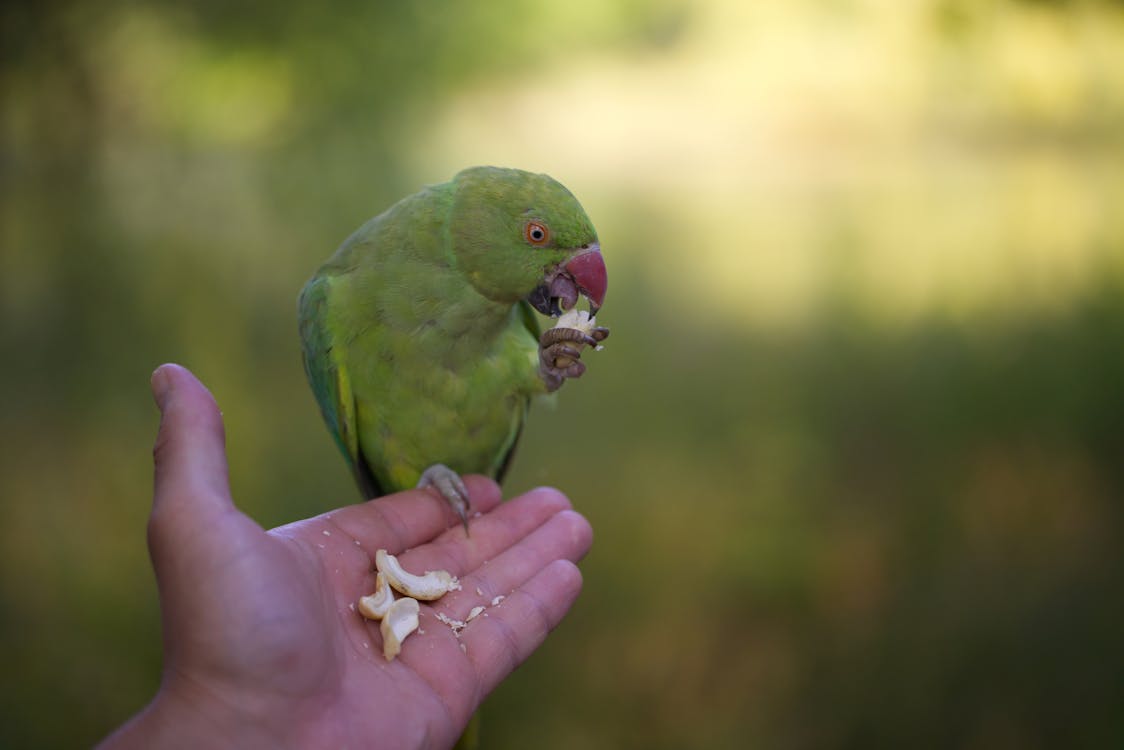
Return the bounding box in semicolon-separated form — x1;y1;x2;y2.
101;365;592;750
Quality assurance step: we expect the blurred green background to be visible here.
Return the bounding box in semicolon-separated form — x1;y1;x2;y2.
2;0;1123;747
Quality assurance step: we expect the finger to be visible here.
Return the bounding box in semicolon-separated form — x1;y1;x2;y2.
393;487;576;581
146;364;263;656
434;508;593;620
149;364;235;544
326;475;503;554
461;559;584;698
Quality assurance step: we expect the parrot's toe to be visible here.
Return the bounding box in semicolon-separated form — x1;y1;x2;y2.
539;327;600;392
540;324;608;349
417;463;471;534
538;321;609;391
541;343;587;378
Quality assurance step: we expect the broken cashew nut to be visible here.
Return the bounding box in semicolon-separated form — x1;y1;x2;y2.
357;550;463;661
357;572;394;620
375;548;461;600
380;597;420;661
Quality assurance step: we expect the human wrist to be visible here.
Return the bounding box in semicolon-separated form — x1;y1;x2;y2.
97;676;293;750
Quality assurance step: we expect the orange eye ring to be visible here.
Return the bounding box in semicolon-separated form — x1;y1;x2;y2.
524;220;550;246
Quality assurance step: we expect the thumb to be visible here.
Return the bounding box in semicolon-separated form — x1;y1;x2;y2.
148;364;235;554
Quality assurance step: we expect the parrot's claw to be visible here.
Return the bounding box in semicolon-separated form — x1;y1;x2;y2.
538;325;609;392
417;463;471;534
541;325;609;348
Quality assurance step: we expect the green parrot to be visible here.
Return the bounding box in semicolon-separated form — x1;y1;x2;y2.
298;166;608;526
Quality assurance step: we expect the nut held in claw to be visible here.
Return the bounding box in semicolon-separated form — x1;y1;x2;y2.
548;309;608;368
553;309;602;340
375;549;461;600
380;597;420;661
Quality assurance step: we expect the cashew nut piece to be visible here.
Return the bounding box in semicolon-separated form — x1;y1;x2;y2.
380;597;420;661
357;572;395;620
549;309;606;367
375;548;461;600
553;308;599;337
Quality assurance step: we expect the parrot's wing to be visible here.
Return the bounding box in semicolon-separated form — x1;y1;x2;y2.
298;274;383;499
517;298;542;340
493;417;525;485
491;301;540;484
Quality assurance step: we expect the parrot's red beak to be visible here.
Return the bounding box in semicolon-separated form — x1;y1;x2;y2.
527;243;608;317
564;245;607;315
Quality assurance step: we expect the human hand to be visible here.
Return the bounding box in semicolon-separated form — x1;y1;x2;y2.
99;364;593;750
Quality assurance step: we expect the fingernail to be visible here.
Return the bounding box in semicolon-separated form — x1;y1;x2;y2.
151;365;172;411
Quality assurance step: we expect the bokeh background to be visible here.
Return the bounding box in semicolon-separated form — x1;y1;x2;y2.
3;0;1123;747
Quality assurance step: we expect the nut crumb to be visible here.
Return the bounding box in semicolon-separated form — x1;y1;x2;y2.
466;606;485;622
435;611;467;635
490;595;505;606
322;530;331;536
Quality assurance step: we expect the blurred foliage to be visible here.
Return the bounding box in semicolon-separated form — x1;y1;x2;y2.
2;0;1122;747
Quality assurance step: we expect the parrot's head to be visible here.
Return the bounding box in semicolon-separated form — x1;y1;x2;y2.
449;166;607;317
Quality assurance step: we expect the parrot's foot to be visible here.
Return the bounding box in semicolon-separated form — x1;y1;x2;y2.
539;325;609;392
417;463;471;534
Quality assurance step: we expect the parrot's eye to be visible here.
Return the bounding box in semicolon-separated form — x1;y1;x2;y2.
524;221;550;246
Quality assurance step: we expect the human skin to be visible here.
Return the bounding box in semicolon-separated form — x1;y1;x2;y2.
98;364;593;750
